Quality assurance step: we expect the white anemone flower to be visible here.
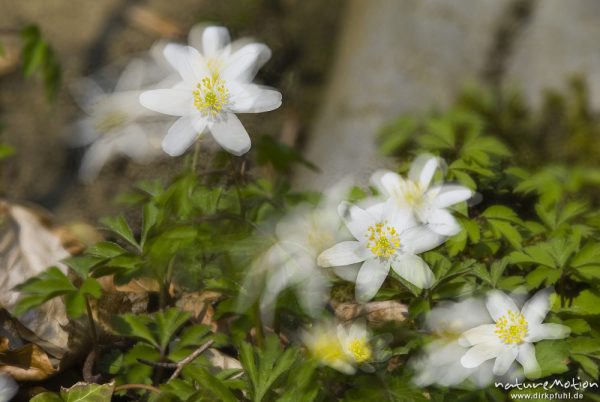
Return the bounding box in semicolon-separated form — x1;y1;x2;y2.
318;201;445;302
0;374;18;402
459;289;570;378
139;26;282;157
71;57;169;182
371;154;472;236
337;320;375;369
302;321;356;375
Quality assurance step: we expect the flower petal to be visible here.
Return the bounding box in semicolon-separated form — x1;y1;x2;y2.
517;343;541;378
378;171;402;196
140;89;191;116
317;241;368;267
222;43;272;82
525;323;570;342
409;154;439;189
162;116;204;156
355;259;390;302
520;288;553;325
202;26;231;57
486;290;519;321
426;208;462;236
460;342;502;369
209;113;251;155
163;44;206;83
337;202;377;241
493;345;518;375
228;83;282;113
390;254;435;289
458;324;497;347
398;225;446;254
430;185;472;208
79;139;114;182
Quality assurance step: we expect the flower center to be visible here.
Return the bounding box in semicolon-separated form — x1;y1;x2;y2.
193;75;229;117
348;337;372;364
398;180;423;207
495;310;528;344
94;110;128;132
311;334;345;365
366;221;400;258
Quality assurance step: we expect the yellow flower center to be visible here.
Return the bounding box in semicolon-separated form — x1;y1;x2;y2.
94;110;128;132
348;337;372;364
193;75;229;117
366;221;400;258
495;310;528;344
311;334;345;365
395;180;423;207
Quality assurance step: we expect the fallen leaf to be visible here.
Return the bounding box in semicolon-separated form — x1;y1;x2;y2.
60;382;114;402
175;291;223;332
332;300;408;326
0;337;57;381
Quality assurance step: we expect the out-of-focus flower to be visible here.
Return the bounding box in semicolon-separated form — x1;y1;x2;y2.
139;26;282;157
0;374;18;402
371;154;472;236
411;297;498;387
239;180;352;324
303;319;379;375
318;201;444;302
459;288;570;378
71;57;170;182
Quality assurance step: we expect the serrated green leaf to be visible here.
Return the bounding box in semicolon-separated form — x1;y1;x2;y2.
101;215;140;250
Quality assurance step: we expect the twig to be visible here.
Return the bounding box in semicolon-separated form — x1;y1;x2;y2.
137;358;178;368
114;383;161;394
168;340;215;381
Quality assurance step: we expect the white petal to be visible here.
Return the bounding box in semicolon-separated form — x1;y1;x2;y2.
140;89;191;116
430;185;472;208
317;241;368;267
163;44;206;83
338;202;377;241
115;58;146;92
493;345;518;375
379;171;402;196
202;26;230;57
486;290;519;321
228;83;282;113
390;254;434;289
409;154;439;189
79;139;115;182
426;208;462;236
458;324;498;347
355;259;390;302
460;342;502;368
162;116;204;156
517;343;541;378
209;113;251;155
297;271;329;317
384;201;418;233
525;323;570;342
222;43;272;82
520;288;553;325
70;118;99;146
398;225;446;254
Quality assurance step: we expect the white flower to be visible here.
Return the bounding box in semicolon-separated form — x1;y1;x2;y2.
459;289;570;378
0;374;18;402
71;57;169;182
318;201;445;302
337;320;375;368
139;26;282;157
371;154;472;236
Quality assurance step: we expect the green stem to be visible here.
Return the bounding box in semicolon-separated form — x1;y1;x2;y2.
84;296;98;350
160;258;176;310
253;302;265;348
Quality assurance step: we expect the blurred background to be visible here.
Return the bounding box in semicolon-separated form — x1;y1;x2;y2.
0;0;599;223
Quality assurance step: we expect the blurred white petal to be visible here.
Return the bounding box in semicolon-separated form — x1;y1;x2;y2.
398;225;446;254
222;43;272;82
430;185;472;208
426;208;461;236
520;288;553;324
140;88;191;116
163;44;206;83
229;83;282;113
209;113;251;156
162;116;203;156
525;323;570;342
486;290;519;321
408;154;439;189
458;324;497;347
356;259;389;302
337;202;376;241
390;254;434;289
318;241;367;267
460;342;502;368
517;343;541;378
202;26;231;57
493;346;518;375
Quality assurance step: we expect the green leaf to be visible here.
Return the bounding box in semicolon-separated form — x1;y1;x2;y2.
535;340;570;377
86;242;127;259
563;319;591;335
188;368;238;402
64;291;86;318
488;219;522;248
63;256;104;278
13;267;76;315
80;278;102;298
30;393;63;402
101;216;140;250
571;354;599;378
141;202;159;247
60;382;114;402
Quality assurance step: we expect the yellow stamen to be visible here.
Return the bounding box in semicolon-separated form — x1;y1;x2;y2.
310;333;345;365
348;337;372;364
495;310;528;344
366;221;400;258
193;75;229;117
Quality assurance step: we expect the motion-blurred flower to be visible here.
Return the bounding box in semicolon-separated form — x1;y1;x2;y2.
459;288;570;378
70;56;170;182
317;201;445;302
371;154;472;236
139;25;282;157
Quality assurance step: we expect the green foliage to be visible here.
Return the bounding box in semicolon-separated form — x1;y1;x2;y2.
31;382;114;402
20;24;61;99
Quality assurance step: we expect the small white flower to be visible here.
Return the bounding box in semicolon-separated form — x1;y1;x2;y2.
302;321;356;375
0;374;18;402
318;201;445;302
337;320;374;368
71;57;169;182
139;26;282;157
371;154;472;236
459;289;570;378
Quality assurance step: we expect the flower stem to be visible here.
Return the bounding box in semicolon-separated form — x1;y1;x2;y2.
84;295;98;349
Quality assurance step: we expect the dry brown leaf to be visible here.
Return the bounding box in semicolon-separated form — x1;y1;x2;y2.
205;348;242;371
175;291;223;332
0;337;57;381
125;5;184;38
332;300;408;326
